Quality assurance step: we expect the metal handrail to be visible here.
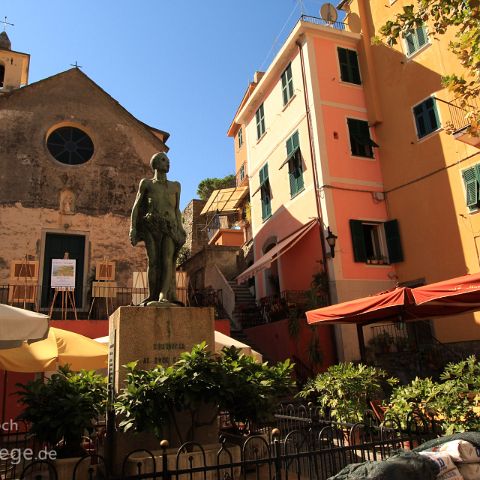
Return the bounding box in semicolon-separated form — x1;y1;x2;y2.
435;96;479;133
300;14;347;31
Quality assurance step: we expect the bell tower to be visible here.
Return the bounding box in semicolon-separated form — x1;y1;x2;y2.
0;30;30;92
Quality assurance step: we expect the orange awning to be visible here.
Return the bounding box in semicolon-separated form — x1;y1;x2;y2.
236;219;318;284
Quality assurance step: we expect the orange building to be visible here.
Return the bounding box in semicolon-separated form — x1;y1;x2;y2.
228;15;409;363
340;0;480;352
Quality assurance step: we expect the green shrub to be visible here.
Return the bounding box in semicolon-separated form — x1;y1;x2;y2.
17;367;107;458
115;342;294;442
298;362;397;423
386;355;480;434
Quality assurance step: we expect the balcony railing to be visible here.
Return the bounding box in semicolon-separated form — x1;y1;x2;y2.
300;14;347;31
0;283;198;320
436;96;479;133
239;290;329;328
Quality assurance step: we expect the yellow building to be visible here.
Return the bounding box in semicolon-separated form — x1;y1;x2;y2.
340;0;480;349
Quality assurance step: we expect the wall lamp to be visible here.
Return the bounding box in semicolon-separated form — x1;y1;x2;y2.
326;227;337;258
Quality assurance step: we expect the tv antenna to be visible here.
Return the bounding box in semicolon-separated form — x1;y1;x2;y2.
320;3;338;23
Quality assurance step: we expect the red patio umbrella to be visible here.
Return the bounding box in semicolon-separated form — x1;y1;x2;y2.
305;272;480;360
305;287;415;326
412;273;480;317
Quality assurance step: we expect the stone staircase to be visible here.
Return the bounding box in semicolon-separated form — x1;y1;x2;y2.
228;281;262;330
227;281;267;360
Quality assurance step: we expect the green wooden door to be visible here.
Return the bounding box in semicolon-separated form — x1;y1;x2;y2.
41;233;85;309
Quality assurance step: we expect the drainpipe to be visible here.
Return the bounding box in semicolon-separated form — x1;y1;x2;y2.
297;37;338;363
296;37;332;306
356;0;383;124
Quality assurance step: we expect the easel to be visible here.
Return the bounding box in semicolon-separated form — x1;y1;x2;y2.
176;269;189;306
88;258;116;319
49;287;77;320
49;252;78;320
132;270;148;305
8;254;39;310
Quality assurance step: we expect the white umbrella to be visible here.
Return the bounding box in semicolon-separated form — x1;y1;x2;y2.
94;331;263;362
0;304;49;349
214;330;263;362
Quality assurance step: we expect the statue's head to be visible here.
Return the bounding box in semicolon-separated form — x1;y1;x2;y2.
150;152;170;172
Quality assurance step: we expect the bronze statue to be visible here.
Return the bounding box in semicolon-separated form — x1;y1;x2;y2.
130;152;186;306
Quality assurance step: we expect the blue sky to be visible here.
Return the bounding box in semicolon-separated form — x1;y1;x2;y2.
3;1;328;209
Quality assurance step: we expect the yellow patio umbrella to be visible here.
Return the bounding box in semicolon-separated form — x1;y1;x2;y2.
0;327;108;372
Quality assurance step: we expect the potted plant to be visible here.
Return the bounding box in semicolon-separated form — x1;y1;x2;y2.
369;331;394;354
297;362;398;424
17;366;107;458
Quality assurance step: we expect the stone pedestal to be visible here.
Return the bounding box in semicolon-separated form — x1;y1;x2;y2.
107;306;216;474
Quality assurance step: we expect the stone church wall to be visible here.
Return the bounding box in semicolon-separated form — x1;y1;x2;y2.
0;69;169;307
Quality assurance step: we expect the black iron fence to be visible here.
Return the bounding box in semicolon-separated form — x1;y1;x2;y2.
0;403;442;480
8;427;437;480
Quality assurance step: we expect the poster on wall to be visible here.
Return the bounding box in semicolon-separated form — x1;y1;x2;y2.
51;259;76;288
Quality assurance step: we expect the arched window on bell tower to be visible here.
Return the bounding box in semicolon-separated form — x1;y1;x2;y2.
0;63;5;88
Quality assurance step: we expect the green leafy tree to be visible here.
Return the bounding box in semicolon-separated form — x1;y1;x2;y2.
17;367;107;458
379;1;480;135
197;175;236;201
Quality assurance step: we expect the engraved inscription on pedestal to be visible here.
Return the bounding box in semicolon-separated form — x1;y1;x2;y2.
109;306;215;392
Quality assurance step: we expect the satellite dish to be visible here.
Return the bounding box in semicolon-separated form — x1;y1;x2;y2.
320;3;338;23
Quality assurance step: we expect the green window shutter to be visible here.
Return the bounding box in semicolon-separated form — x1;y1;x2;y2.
261;187;271;219
349;219;367;262
338;48;361;85
287;132;302;197
263;164;269;181
416;26;427;48
286;136;294;156
385;220;404;263
347;119;375;157
282;71;288;105
338;48;350;83
295;165;304;193
405;31;416;55
282;64;294;105
256;104;265;139
289;165;296;195
259;164;269;186
286;131;299;156
347;49;361;84
463;167;478;209
292;131;299;150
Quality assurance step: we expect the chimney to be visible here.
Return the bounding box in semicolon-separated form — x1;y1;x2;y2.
253;71;265;84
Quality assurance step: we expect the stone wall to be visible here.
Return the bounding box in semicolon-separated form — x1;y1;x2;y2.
0;203;147;287
181;245;245;291
0;68;169;304
182;199;208;257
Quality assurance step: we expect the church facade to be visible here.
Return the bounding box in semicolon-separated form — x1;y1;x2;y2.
0;32;169;312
